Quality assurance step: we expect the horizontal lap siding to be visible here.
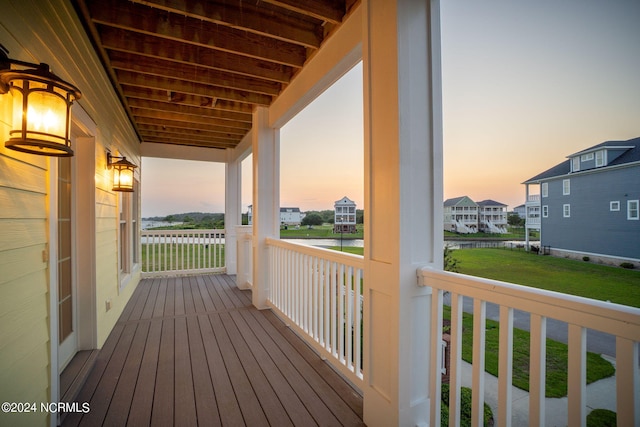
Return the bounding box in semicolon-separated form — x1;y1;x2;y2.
0;115;51;426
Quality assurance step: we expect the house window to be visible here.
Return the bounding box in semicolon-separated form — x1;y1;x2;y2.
119;192;130;274
563;179;570;195
610;201;620;211
628;200;639;220
595;150;605;167
571;157;580;172
581;153;594;161
541;182;548;197
563;204;571;218
542;205;548;218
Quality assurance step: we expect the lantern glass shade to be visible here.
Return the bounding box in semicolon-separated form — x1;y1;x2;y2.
2;67;80;157
112;158;135;192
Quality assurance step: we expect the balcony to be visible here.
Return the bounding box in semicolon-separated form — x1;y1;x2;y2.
113;235;639;426
62;273;364;426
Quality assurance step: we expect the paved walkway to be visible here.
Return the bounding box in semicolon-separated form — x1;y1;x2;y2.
459;356;617;427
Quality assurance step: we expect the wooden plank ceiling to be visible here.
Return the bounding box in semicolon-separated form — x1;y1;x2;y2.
73;0;356;150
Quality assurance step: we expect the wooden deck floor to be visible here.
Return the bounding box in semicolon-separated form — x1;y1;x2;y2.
63;274;364;426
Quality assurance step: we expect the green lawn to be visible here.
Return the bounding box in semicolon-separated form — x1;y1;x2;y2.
443;306;615;398
280;224;363;239
330;246;640;308
327;244;628;396
141;244;225;272
453;248;640;308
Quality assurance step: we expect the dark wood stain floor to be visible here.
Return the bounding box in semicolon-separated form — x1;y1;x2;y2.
62;274;364;426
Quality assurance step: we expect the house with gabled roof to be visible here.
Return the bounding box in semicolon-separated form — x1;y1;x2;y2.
523;136;640;263
477;199;508;233
444;196;478;233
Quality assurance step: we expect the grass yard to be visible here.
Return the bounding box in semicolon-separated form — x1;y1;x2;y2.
453;248;640;308
443;306;615;398
281;224;363;239
141;243;225;272
327;244;627;396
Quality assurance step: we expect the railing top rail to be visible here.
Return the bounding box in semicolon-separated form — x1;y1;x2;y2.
419;267;640;340
266;237;364;268
142;229;225;236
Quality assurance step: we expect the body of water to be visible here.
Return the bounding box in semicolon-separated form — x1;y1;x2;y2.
142;220;183;229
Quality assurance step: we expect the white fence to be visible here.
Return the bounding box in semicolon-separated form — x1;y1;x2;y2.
265;238;364;388
419;267;640;427
141;229;225;277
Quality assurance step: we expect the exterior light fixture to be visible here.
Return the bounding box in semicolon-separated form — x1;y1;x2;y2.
0;45;82;157
107;152;137;192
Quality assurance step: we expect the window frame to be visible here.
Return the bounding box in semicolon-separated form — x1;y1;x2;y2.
628;200;639;220
563;204;571;218
610;201;620;211
542;205;548;218
541;182;548;197
563;179;570;195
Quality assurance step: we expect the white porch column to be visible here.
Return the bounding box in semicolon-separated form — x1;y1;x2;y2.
362;1;443;426
225;152;242;274
251;106;280;309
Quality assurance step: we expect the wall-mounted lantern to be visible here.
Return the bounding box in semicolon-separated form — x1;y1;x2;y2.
107;152;137;192
0;45;81;157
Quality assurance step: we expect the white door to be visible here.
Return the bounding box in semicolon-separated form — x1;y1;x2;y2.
57;154;77;369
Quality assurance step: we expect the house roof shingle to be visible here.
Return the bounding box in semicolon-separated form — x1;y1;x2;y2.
523;136;640;183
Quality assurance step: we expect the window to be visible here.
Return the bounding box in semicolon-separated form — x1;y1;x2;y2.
595;150;605;167
119;192;130;274
581;153;594;161
572;157;580;172
563;179;570;195
541;182;548;197
628;200;639;220
563;204;571;218
610;201;620;211
542;205;548;218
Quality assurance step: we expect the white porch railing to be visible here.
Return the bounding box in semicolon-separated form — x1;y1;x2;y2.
420;267;640;427
141;229;225;277
265;238;364;388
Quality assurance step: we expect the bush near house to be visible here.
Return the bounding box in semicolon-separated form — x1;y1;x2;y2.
441;383;494;427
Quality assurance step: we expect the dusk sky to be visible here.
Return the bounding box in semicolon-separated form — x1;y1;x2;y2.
142;1;640;218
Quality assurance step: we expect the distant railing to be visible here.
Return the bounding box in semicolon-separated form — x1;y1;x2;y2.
266;238;364;388
527;194;541;203
141;229;225;277
419;267;640;427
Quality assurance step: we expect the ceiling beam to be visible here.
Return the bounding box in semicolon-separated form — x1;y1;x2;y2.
98;26;294;83
131;108;253;129
126;98;252;123
88;0;308;67
129;0;324;48
121;85;253;113
116;70;273;106
261;0;345;25
134;116;249;135
108;50;282;96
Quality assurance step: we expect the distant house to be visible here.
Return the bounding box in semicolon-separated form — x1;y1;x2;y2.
280;207;305;226
444;196;509;234
334;196;357;233
523;137;640;262
247;205;305;226
477;199;508;233
513;204;526;219
444;196;478;234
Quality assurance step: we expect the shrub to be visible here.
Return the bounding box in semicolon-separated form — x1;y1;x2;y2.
620;262;634;269
441;383;493;426
583;256;590;262
587;409;616;427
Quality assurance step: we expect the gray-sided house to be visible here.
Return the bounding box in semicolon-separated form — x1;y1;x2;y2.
523;137;640;262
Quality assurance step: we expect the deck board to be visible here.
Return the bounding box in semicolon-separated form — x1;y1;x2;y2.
63;274;363;427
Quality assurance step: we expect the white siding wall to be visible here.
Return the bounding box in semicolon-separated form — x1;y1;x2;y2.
0;2;142;425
